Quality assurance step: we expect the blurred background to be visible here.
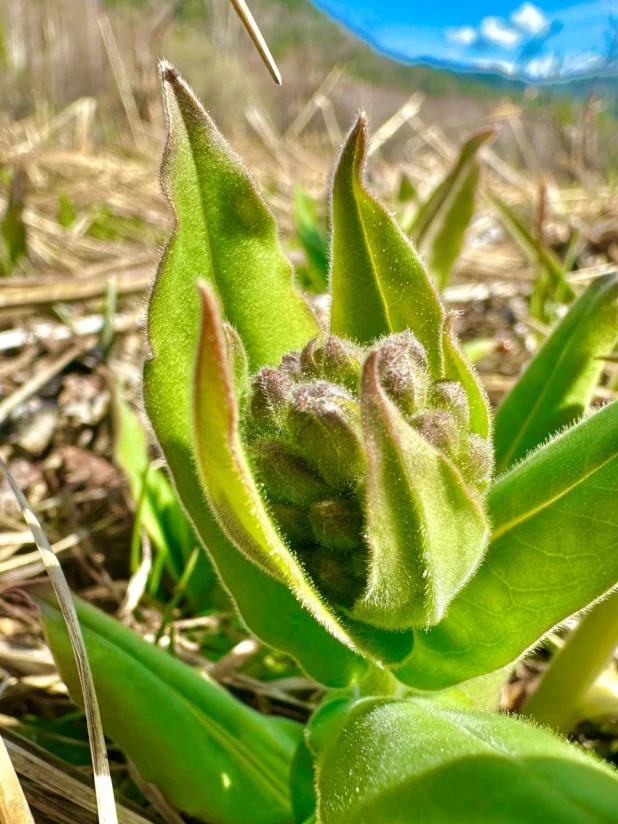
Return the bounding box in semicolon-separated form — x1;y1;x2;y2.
0;1;618;821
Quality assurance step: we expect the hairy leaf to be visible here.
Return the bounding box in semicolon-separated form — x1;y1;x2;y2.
316;698;618;823
154;63;318;370
397;401;618;689
409;130;492;290
144;64;364;688
329;116;445;373
354;351;488;630
495;273;618;472
39;591;301;824
194;283;414;668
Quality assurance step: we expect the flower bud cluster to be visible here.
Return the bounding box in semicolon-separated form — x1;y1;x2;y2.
244;332;492;612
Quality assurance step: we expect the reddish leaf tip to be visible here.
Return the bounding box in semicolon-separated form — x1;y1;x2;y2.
159;59;179;85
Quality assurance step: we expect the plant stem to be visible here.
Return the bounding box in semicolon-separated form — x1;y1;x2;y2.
522;591;618;734
357;665;405;698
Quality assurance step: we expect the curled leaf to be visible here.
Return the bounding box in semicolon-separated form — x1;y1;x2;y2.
353;350;489;630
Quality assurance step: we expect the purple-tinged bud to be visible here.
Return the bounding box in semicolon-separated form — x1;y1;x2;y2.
254;440;330;505
410;410;459;456
307;548;366;608
429;380;470;428
250;367;293;433
288;382;365;490
300;335;363;394
279;350;303;380
309;499;363;553
269;502;311;547
377;331;429;418
461;434;494;489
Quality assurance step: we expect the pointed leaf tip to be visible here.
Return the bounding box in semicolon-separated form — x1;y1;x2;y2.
330;114;445;367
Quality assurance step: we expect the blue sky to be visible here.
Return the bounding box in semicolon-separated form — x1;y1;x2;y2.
308;0;618;81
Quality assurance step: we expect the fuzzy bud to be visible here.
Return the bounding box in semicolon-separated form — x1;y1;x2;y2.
410;410;460;456
300;335;363;393
377;331;429;418
254;440;330;505
429;380;470;428
269;502;311;547
287;382;365;490
241;331;492;626
461;434;494;488
309;499;364;553
250;367;293;433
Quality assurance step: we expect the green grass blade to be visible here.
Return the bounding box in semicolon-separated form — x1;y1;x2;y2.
486;190;575;305
113;396;215;610
293;185;329;293
409;130;493;290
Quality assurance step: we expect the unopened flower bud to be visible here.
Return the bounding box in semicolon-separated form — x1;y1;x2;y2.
288;382;365;490
429;380;470;428
410;410;459;456
300;335;363;393
269;502;311;547
309;498;363;553
250;368;292;433
254;440;330;505
307;548;366;608
461;434;494;489
377;331;429;418
279;350;303;380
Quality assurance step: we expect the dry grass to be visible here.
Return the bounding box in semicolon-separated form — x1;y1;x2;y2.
0;0;617;819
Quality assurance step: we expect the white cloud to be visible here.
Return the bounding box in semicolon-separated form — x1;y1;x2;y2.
562;50;603;74
475;57;517;74
525;54;556;77
479;17;523;49
446;26;478;47
511;3;549;36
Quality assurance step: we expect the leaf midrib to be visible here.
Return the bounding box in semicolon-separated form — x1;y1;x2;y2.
491;450;618;541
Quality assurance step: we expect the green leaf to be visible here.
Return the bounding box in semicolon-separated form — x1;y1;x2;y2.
39;590;301;824
397;173;417;203
113;396;216;610
316;698;618;823
409;130;493;290
290;739;316;824
144;64;364;688
353;350;488;630
494;273;618;472
397;401;618;690
462;337;497;364
441;316;492;440
329;115;445;373
193;282;413;669
154;64;318;372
